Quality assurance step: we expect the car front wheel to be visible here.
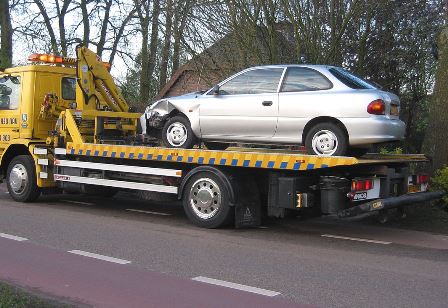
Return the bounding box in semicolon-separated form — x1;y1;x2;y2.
162;116;196;148
305;123;348;156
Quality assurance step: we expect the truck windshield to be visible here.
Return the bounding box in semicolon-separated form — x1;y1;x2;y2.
329;67;378;90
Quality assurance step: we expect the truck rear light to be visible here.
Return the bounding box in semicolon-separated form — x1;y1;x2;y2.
351;179;374;192
367;99;385;115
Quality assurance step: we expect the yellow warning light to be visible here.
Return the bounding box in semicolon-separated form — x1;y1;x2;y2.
28;53;64;64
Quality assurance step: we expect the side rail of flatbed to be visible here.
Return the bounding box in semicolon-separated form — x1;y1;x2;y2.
34;141;441;228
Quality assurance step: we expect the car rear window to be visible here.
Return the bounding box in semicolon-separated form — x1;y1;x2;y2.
329;67;378;90
281;67;332;92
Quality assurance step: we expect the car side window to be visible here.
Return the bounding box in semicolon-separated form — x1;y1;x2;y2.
0;75;21;110
218;68;284;95
280;68;332;92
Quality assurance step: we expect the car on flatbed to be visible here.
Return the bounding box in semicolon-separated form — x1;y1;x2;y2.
141;65;405;156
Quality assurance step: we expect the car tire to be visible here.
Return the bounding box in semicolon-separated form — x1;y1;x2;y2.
182;171;234;228
162;116;196;148
204;142;229;151
6;155;41;202
305;123;348;156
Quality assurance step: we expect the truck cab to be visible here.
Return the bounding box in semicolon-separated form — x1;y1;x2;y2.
0;65;76;188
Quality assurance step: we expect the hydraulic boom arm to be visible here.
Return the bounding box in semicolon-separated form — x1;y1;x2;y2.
76;46;130;112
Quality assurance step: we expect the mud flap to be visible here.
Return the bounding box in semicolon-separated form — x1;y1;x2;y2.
234;178;261;228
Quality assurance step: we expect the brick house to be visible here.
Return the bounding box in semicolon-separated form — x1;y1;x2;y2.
156;25;296;100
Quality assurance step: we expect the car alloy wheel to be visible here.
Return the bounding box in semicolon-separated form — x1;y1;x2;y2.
166;122;188;147
311;130;339;155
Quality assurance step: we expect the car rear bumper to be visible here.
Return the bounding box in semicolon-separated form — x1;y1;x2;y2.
344;117;406;145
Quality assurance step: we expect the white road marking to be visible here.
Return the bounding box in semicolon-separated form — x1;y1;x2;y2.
257;226;269;229
192;276;280;297
126;209;171;216
61;200;94;206
0;232;28;242
68;250;131;265
5;191;9;194
321;234;392;245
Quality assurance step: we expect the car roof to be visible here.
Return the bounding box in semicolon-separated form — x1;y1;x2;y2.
248;64;335;70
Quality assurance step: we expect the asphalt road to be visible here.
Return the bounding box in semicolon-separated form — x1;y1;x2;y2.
0;183;447;307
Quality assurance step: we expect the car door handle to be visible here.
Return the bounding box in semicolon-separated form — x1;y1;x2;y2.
262;101;273;106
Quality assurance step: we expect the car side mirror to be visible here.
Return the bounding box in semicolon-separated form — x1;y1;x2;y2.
211;85;220;95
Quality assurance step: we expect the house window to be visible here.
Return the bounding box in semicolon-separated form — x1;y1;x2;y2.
219;68;284;95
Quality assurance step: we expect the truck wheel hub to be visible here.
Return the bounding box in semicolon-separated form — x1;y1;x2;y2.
189;178;221;220
9;164;28;194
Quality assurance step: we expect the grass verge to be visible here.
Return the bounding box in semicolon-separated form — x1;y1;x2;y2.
388;203;448;234
0;282;82;308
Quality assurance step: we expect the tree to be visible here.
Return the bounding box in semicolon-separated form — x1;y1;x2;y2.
423;26;448;171
0;0;13;68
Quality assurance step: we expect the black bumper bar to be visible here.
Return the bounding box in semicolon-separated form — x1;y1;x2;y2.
338;191;446;218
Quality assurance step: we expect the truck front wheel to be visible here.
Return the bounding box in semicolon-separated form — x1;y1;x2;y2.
182;171;233;228
6;155;41;202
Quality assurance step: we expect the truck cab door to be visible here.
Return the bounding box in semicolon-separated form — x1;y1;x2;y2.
0;74;22;152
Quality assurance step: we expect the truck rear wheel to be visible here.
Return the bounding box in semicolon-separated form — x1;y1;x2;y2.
6;155;41;202
182;171;233;228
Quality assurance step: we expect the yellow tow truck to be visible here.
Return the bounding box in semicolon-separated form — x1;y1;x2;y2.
0;46;443;228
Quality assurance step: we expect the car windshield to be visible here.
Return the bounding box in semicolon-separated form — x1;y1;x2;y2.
329;67;378;90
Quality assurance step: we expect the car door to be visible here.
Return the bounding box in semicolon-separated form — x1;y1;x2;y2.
275;67;333;143
199;67;284;142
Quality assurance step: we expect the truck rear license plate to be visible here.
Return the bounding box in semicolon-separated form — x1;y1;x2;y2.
353;192;367;201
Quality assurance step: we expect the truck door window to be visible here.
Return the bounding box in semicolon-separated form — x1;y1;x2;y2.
62;77;76;100
0;76;21;110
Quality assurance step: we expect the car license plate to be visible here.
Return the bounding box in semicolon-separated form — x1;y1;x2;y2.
353;192;367;201
408;184;420;193
391;105;399;116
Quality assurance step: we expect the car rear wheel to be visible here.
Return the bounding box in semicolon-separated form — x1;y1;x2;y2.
162;116;196;148
305;123;348;156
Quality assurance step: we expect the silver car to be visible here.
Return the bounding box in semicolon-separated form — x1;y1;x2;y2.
141;65;405;156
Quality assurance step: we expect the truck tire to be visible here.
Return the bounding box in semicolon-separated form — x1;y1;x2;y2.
182;171;234;228
305;122;348;156
162;116;196;148
6;155;41;202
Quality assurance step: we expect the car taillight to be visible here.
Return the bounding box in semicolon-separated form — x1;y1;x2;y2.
367;99;385;115
351;179;374;191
